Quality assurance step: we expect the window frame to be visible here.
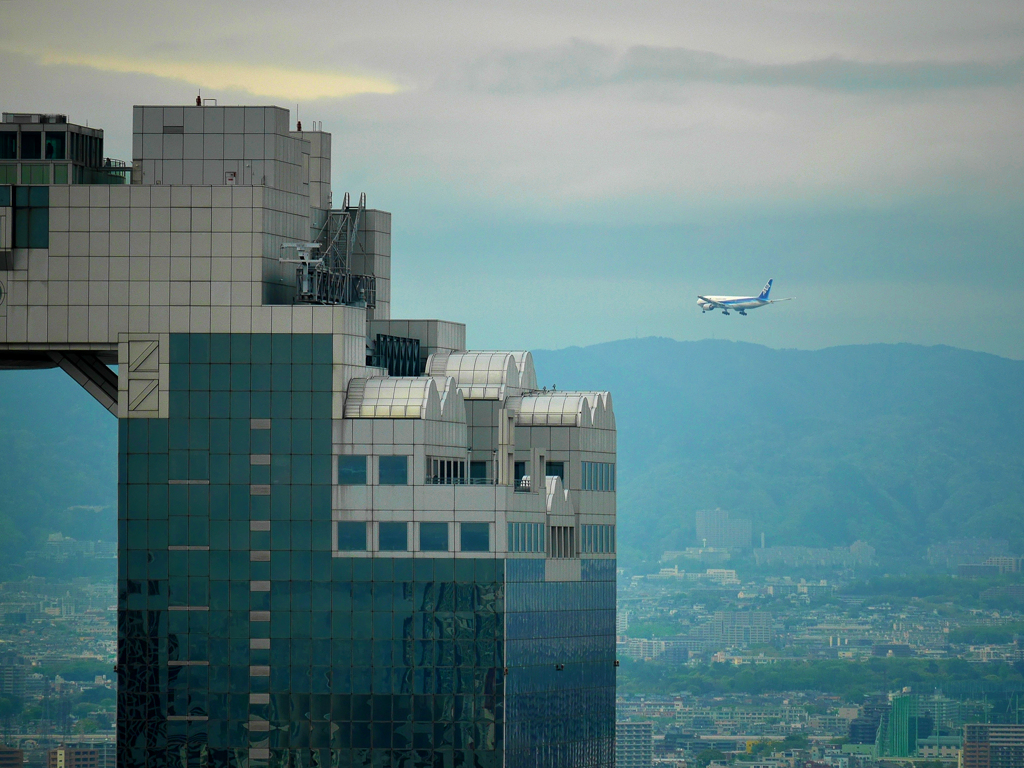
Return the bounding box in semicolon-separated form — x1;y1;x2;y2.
337;455;367;486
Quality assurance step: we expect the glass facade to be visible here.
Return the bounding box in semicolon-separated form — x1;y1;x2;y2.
504;559;616;767
119;332;615;768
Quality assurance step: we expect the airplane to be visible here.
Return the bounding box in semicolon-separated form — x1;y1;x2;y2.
697;279;793;315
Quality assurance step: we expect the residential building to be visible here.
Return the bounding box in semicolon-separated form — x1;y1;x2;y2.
0;103;617;767
963;723;1024;768
701;611;773;647
47;746;99;768
0;747;23;768
695;509;751;549
0;653;25;701
616;721;653;768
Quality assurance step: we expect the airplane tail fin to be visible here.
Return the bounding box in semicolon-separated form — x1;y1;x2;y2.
758;279;773;301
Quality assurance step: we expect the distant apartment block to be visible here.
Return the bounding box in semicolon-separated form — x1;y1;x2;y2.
695;509;751;549
621;638;689;663
753;541;875;568
0;747;24;768
963;723;1024;768
927;538;1009;569
701;611;773;647
47;746;99;768
615;721;653;768
0;651;26;701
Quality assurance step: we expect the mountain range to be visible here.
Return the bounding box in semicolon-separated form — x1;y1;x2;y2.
1;339;1022;572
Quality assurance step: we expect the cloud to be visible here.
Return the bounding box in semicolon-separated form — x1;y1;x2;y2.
456;40;1024;94
1;47;402;101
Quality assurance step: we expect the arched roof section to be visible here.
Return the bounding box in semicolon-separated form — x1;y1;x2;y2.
509;351;537;390
344;376;464;422
571;391;615;430
424;351;523;400
508;393;590;427
505;391;614;428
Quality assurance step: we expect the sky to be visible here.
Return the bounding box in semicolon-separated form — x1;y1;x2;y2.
1;0;1022;357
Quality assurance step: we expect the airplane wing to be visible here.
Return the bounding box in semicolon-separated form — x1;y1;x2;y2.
697;296;726;308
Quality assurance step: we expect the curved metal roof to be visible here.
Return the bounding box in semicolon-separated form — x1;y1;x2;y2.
344;376;464;421
424;351;536;400
506;390;614;428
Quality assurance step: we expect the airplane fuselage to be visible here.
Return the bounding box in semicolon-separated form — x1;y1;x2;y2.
697;295;770;315
697;279;788;315
697;296;768;312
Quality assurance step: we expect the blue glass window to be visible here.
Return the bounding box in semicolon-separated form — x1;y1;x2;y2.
338;455;367;485
337;522;367;551
460;523;489;553
419;523;449;552
378;455;408;486
378;522;408;552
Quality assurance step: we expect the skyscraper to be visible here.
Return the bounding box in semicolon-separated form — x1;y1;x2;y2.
0;105;617;766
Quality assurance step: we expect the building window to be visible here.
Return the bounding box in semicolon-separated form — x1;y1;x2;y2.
460;523;490;553
546;461;565;482
53;164;68;184
0;133;15;160
11;186;48;249
378;455;408;486
470;460;489;485
336;522;367;551
21;165;49;185
514;461;526;483
427;457;465;485
549;525;576;559
44;131;66;160
508;522;544;553
0;165;15;184
419;522;449;552
582;524;616;554
337;455;367;485
19;131;41;159
582;461;616;491
378;522;408;552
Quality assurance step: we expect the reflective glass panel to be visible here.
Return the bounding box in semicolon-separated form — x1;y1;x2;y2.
378;522;408;552
337;522;367;551
419;523;448;552
337;455;367;485
378;455;408;486
460;523;489;553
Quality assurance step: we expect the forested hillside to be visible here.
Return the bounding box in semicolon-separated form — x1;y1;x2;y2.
533;339;1024;565
0;368;117;572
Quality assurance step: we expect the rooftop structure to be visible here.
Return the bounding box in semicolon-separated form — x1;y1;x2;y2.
0;104;617;767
